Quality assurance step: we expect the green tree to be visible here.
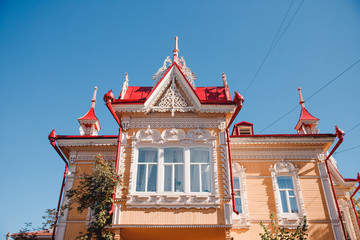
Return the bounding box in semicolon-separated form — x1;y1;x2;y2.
351;189;360;221
259;213;308;240
66;154;122;240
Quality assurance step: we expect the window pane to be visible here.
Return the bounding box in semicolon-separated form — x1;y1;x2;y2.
190;148;210;163
290;197;299;213
201;164;211;192
191;165;200;192
277;176;294;189
174;165;184;192
136;165;146;192
164;166;172;191
147;164;157;192
280;191;289;213
234;177;240;190
235;197;242;213
164;148;184;163
138;148;158;163
289;191;295;196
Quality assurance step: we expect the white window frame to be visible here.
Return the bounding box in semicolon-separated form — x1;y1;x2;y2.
163;147;185;192
270;160;306;228
127;127;220;209
231;162;250;228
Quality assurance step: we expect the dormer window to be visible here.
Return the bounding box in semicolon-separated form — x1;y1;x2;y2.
232;121;254;136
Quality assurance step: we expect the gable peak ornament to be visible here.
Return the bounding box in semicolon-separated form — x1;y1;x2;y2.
153;36;196;88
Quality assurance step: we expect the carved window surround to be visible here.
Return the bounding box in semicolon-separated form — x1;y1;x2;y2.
232;163;250;228
126;127;220;209
270;161;306;228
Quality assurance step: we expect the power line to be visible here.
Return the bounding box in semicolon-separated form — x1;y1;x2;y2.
346;122;360;135
334;145;360;155
259;57;360;133
244;0;304;95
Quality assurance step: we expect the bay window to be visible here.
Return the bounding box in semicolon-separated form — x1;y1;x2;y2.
134;146;212;194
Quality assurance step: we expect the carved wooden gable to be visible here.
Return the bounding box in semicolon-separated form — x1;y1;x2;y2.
146;65;199;116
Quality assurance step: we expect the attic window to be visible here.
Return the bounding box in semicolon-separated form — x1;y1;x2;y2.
232;122;254;136
239;127;252;135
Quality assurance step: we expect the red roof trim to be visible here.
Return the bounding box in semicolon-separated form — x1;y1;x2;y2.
57;135;118;139
230;133;335;138
234;121;253;126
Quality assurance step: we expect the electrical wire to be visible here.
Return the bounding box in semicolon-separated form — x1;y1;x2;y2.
244;0;304;95
334;145;360;155
346;122;360;135
259;57;360;133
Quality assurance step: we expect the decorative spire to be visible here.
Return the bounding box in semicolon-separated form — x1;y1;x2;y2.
173;36;179;61
298;87;305;108
78;87;101;136
222;72;231;100
294;87;319;134
120;73;129;99
91;86;98;109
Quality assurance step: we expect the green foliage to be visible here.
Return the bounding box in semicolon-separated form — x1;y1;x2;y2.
259;213;308;240
351;189;360;221
66;154;122;240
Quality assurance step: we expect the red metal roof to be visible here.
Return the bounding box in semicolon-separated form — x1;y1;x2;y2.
117;85;231;104
299;107;319;121
78;108;98;120
114;63;234;105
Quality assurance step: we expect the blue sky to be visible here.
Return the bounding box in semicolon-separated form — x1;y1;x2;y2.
1;0;360;236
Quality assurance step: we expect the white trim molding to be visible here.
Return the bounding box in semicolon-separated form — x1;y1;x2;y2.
270;160;306;228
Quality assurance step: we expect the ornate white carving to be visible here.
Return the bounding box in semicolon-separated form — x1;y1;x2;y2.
79;125;98;136
120;73;129;99
69;151;116;163
126;194;219;209
152;74;193;116
135;126;162;143
269;161;306;228
129;116;225;129
219;144;231;199
121;117;130;131
153;56;172;86
161;128;186;141
217;120;226;131
186;129;212;142
231;147;323;160
178;56;196;88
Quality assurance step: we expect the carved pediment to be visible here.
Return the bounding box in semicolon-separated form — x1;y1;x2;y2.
150;73;195;116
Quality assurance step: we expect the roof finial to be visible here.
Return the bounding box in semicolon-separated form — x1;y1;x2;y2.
91;86;98;109
173;36;179;61
298;87;305;108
